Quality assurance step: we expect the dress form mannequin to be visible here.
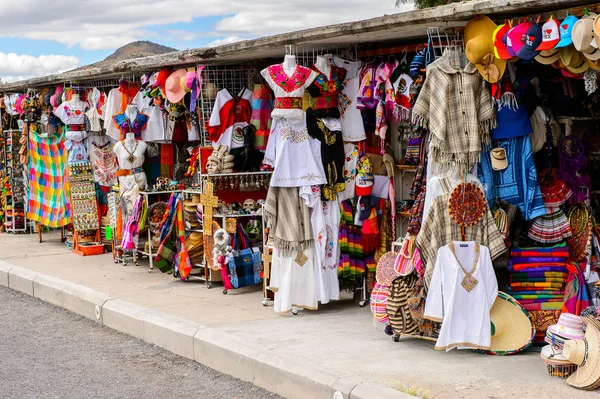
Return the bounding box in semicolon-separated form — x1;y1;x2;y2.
314;55;331;77
125;104;137;121
113;133;147;190
283;54;297;76
70;92;84;109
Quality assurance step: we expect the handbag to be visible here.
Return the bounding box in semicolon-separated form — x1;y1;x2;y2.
228;223;262;289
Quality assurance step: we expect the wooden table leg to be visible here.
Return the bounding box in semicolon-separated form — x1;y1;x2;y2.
37;223;42;243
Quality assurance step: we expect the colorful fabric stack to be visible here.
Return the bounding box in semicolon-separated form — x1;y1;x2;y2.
509;243;569;342
338;200;366;280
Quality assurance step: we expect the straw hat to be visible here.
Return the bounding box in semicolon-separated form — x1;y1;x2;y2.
185;232;204;249
563;317;600;390
572;13;600;60
465;15;507;83
535;49;560;65
541;344;573;366
184;199;198;211
488;291;535;354
559;47;590;73
585;57;600;71
548;313;586;341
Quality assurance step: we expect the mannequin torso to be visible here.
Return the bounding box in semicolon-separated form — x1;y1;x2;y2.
283;55;297;76
314;55;331;78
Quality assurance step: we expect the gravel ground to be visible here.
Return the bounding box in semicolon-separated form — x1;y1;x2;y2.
0;286;281;399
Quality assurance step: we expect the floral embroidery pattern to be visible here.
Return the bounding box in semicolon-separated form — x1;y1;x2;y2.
310;66;344;97
268;64;312;93
280;120;310;144
63;105;83;118
338;91;351;117
274;97;303;110
311;96;338;110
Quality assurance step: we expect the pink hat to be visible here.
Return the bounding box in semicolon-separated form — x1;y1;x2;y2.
165;68;187;103
547;313;585;340
50;86;64;110
508;21;533;55
14;94;26;115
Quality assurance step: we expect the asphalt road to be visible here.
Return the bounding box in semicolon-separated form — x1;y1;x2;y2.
0;286;280;399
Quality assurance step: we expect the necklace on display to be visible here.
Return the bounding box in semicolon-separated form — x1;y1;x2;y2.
123;140;139;164
450;242;479;292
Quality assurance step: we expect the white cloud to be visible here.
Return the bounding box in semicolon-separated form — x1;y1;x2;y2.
0;52;80;82
0;1;406;50
205;36;245;47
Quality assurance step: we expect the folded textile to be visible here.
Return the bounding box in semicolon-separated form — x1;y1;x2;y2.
511;243;569;258
509;282;565;288
508;265;568;273
522;302;564;311
509;262;566;268
518;298;564;304
509;257;568;264
509;277;567;283
507;290;565;295
510;272;567;279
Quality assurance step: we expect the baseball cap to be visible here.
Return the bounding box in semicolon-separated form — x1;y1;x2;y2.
537;18;561;50
556;15;579;48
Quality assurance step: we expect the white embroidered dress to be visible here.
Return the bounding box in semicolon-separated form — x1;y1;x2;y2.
263;114;327;187
261;64;317;121
301;185;341;304
424;242;498;351
333;56;366;142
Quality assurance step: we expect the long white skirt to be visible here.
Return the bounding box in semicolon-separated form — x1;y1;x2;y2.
270;247;318;314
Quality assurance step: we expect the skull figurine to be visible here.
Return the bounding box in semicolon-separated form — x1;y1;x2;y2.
243;199;256;213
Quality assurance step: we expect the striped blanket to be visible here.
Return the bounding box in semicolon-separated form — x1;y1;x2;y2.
27;132;71;227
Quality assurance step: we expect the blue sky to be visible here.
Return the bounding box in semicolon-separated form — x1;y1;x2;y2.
0;1;405;82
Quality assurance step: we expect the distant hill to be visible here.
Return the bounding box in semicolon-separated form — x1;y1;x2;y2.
103;41;178;62
76;41;178;70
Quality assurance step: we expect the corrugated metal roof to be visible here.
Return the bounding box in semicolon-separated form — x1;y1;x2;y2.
0;0;593;91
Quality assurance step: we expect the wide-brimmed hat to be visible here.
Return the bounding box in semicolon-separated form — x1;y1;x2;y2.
559;46;590;73
535;49;560;65
185;232;204;249
491;147;508;171
165;68;187;103
548;313;586;341
465;15;507;83
154;68;172;96
585;57;600;71
537;18;561;51
541;344;573;366
488;291;535;354
572;13;600;60
564;317;600;390
556;15;579;48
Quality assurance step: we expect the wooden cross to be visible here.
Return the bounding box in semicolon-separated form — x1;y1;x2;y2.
262;248;272;279
200;180;219;236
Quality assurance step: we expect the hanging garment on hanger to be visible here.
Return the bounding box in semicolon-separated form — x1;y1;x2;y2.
333;56;366;142
207;88;253;150
261;63;318;121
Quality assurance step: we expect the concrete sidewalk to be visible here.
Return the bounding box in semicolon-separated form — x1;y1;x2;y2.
0;231;593;399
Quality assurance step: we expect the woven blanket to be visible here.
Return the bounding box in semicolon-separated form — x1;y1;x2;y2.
265;186;313;256
518;299;564;304
509;277;566;283
510;272;567;279
510;257;568;263
509;282;565;288
508;264;568;273
511;243;569;258
27;132;71;227
522;302;563;311
508;290;565;296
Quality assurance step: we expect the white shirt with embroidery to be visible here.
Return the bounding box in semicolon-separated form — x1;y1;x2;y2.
425;242;498;351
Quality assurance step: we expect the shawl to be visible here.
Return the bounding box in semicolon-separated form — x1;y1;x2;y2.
412;53;495;170
338;200;366;280
362;207;380;256
154;193;178;274
562;262;592;315
265;186;313;256
174;199;192;280
121;195;143;250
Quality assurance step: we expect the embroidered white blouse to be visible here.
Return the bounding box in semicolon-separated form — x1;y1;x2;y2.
261;64;317;121
333;56;366;142
424;242;498;352
263;114;327;188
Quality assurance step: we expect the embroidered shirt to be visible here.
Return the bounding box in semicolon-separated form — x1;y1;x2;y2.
425;242;498;351
112;111;149;140
416;193;507;292
412;52;496;170
307;64;346;113
262;113;327;188
333;57;366;142
261;64;318;120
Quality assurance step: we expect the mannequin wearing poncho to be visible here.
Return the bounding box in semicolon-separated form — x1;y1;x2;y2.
412;52;496;171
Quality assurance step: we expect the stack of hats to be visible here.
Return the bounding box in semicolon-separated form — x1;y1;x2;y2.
183;194;201;231
508;243;569;341
541;313;585;378
562;316;600;390
529;173;573;244
186;231;204;265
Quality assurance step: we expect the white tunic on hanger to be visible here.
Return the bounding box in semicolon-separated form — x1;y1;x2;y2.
424;242;498;351
333;56;366;142
263;114;327;188
132;91;167;142
301;185;341;304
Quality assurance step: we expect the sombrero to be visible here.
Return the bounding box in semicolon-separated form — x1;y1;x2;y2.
535;49;560;65
465;15;507;83
564;317;600;390
488;291;535;354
